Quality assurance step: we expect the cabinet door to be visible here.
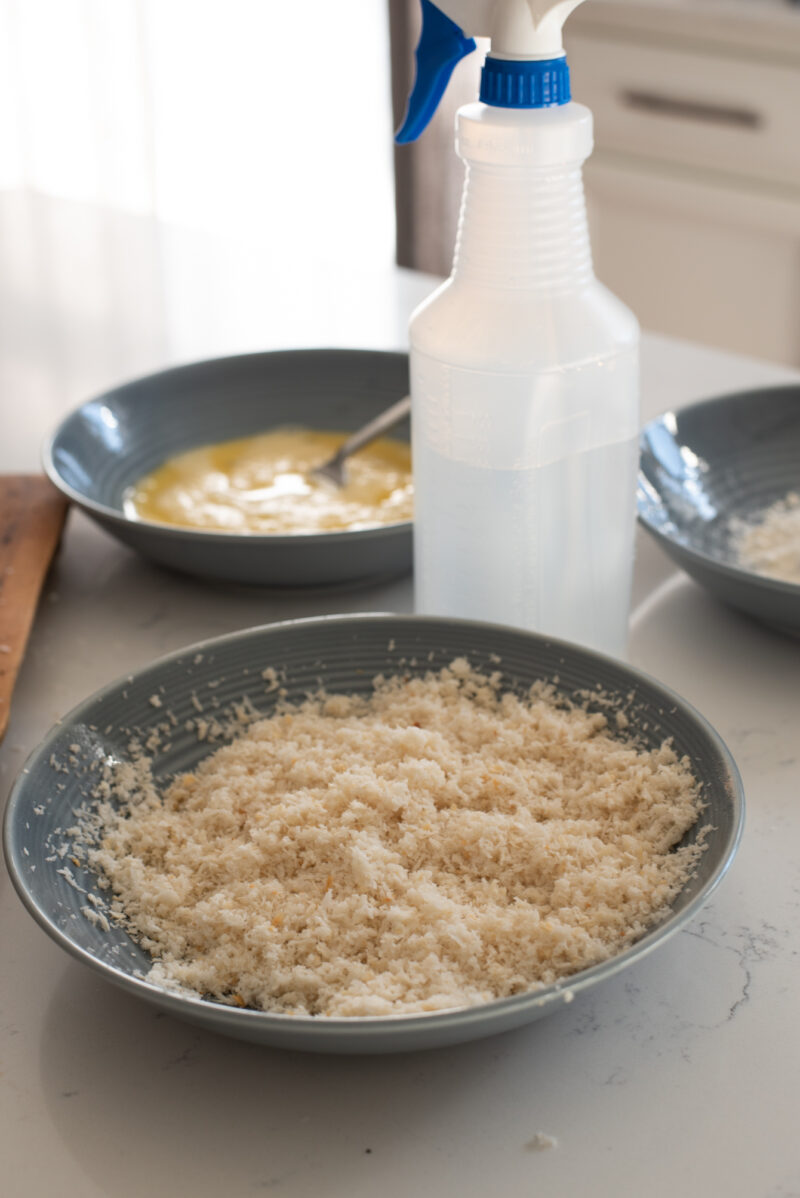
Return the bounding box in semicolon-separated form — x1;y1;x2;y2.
586;156;800;366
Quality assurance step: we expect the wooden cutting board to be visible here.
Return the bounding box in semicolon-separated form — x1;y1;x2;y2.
0;477;69;743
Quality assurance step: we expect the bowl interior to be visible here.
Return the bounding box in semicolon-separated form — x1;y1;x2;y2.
47;348;410;515
639;386;800;571
5;616;742;1050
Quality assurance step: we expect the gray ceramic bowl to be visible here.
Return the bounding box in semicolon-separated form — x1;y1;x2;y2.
639;386;800;635
5;614;743;1054
44;349;411;586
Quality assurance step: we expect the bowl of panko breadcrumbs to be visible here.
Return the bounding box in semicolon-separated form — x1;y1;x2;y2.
639;385;800;635
4;615;743;1053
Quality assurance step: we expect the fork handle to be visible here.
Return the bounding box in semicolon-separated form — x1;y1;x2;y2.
331;394;412;466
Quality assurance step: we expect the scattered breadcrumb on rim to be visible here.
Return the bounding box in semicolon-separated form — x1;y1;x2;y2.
75;659;708;1018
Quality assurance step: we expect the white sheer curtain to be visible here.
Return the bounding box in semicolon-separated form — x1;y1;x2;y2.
1;0;395;252
0;0;152;208
0;0;398;439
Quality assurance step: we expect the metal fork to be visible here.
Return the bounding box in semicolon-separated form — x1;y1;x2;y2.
312;394;412;488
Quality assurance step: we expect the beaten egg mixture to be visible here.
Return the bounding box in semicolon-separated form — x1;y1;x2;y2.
123;428;413;534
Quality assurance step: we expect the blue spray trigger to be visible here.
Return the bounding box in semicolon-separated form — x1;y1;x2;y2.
395;0;477;144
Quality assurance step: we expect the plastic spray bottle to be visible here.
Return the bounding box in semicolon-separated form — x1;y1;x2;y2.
397;0;639;657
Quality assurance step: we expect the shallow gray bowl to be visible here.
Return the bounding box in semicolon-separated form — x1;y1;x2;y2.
638;386;800;635
44;348;411;586
4;614;743;1054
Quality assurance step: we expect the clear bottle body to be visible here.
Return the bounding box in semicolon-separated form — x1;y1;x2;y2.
412;348;638;656
409;102;640;657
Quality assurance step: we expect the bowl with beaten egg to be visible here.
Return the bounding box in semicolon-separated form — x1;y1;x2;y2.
44;348;412;586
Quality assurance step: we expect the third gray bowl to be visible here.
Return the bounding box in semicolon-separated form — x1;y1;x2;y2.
638;385;800;635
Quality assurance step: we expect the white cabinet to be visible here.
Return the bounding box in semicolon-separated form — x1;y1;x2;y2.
566;0;800;365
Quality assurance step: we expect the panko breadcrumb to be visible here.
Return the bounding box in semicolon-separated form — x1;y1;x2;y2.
85;660;705;1017
730;491;800;584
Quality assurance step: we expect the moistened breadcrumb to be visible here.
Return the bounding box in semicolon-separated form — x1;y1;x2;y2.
730;491;800;584
85;662;704;1018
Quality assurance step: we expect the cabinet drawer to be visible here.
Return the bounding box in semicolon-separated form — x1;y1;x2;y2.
566;32;800;189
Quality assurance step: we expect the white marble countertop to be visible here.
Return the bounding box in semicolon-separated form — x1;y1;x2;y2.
2;192;799;1198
